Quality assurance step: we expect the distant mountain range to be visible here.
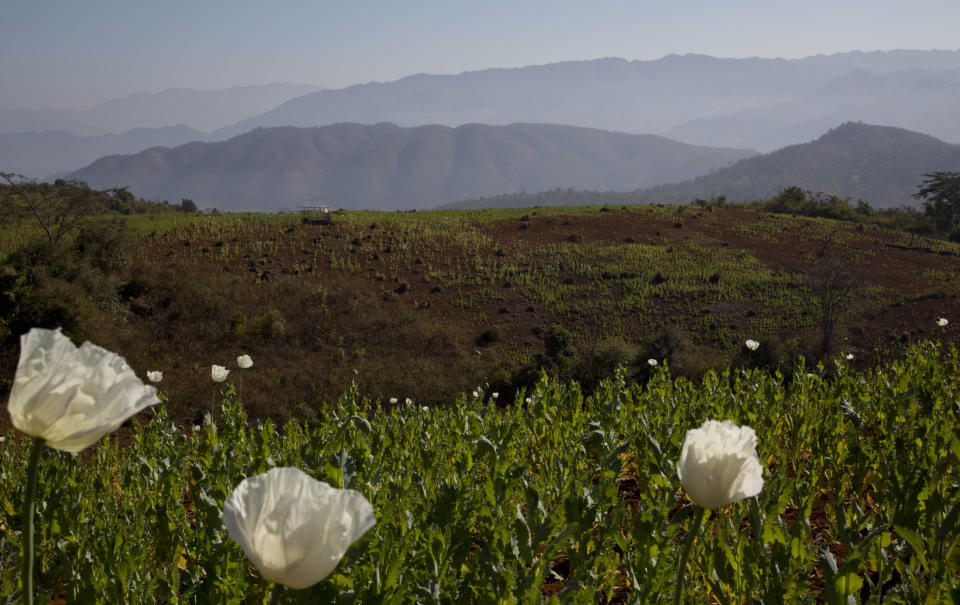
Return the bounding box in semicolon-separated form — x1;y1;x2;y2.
0;83;323;136
0;125;209;180
445;123;960;210
67;122;756;210
663;67;960;150
3;50;960;181
214;50;960;150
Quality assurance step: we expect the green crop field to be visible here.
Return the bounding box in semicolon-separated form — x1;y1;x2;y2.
2;342;959;602
2;187;960;602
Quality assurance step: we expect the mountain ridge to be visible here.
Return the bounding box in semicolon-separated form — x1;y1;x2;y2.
213;50;960;144
67;122;755;210
444;122;960;210
0;125;210;180
0;83;323;136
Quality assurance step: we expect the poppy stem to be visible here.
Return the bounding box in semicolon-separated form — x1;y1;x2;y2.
673;505;707;605
267;585;285;605
22;437;45;605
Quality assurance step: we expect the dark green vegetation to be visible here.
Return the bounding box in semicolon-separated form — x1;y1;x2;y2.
913;171;960;235
2;344;959;601
448;123;960;211
1;182;958;425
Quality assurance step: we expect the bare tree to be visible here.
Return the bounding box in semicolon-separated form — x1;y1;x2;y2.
809;244;862;356
0;171;102;244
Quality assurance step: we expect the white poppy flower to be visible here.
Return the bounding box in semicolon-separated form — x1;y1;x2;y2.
937;317;948;327
846;353;854;361
147;371;163;383
405;398;412;405
237;355;253;369
492;392;499;400
525;397;532;404
211;365;229;382
7;328;159;452
389;397;398;404
677;419;764;510
223;467;376;589
422;406;429;412
472;391;479;398
744;340;759;351
647;358;658;367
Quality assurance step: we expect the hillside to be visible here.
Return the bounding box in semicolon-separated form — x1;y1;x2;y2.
2;206;957;427
215;51;960;148
0;125;208;180
66;123;755;210
640;123;960;207
448;123;960;210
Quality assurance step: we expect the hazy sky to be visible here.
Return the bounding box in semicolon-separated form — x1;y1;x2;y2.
2;0;958;110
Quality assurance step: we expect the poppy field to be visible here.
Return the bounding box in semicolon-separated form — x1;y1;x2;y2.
2;341;959;602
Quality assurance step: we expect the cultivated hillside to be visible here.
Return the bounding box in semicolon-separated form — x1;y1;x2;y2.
67;122;755;210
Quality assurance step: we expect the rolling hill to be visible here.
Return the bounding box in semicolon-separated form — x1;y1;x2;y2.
445;122;960;210
640;122;960;207
67;122;755;210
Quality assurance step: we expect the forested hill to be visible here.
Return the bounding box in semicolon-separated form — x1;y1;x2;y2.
66;122;753;211
446;123;960;210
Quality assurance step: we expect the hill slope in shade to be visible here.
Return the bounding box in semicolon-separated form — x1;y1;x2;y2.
638;122;960;208
67;122;755;210
215;51;960;148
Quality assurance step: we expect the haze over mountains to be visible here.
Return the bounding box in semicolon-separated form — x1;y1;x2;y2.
663;67;960;150
216;50;960;150
3;50;960;208
0;125;209;180
68;123;755;210
0;83;323;136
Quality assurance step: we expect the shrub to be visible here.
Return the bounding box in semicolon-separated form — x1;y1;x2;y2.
544;324;573;358
229;312;247;336
479;326;502;345
74;219;132;273
254;309;287;339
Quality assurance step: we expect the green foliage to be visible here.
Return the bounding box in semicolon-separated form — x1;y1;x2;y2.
544;324;573;358
914;171;960;232
2;344;959;601
254;309;287;340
